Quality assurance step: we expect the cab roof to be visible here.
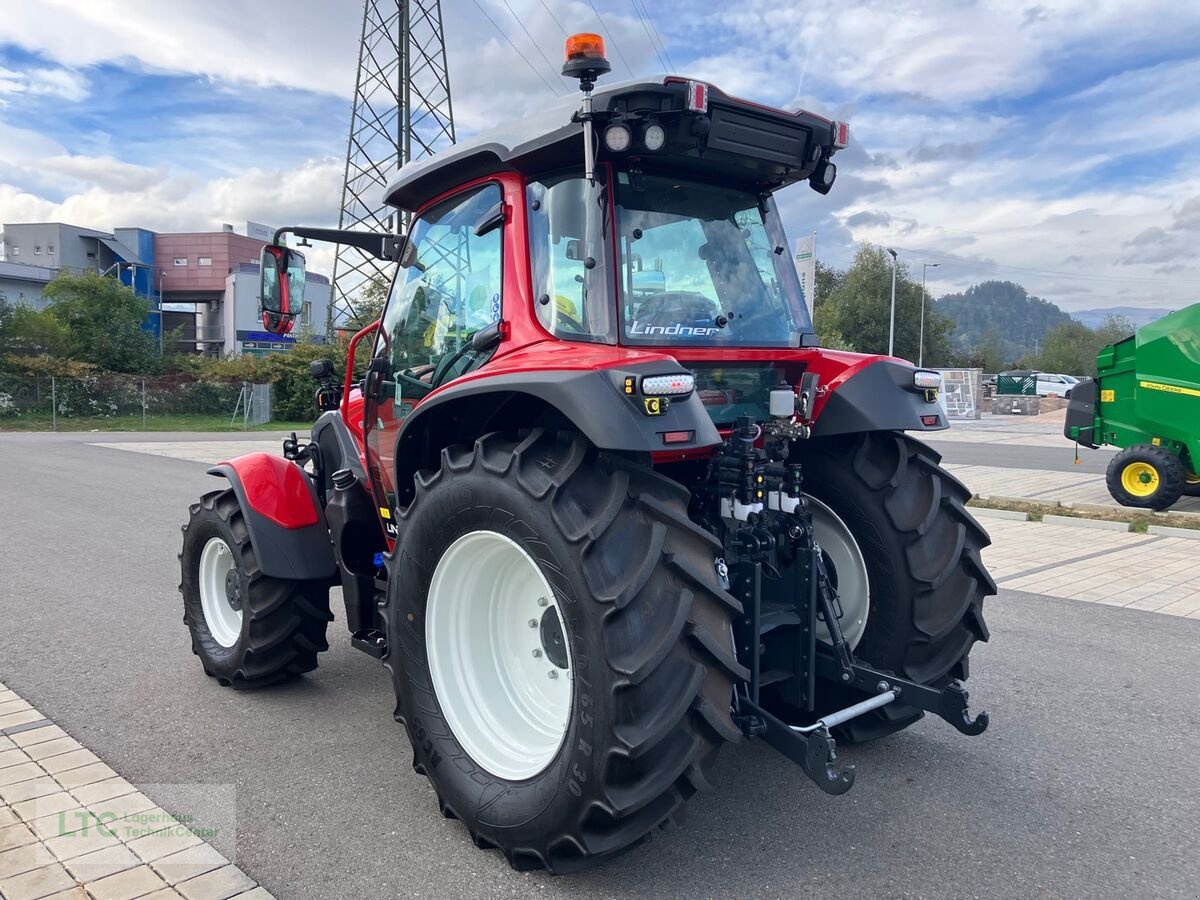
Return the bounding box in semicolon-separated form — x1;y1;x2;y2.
384;76;842;213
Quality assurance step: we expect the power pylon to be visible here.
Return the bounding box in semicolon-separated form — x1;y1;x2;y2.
330;0;455;328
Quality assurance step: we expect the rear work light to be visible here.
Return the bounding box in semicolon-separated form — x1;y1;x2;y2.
642;373;695;396
685;80;708;113
913;370;942;390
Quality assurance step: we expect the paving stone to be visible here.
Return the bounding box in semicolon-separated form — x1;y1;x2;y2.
176;864;256;900
53;762;117;790
88;864;170;900
0;776;61;805
29;807;97;842
0;748;29;769
1041;514;1131;532
10;726;66;749
152;843;229;886
45;818;121;861
0;699;33;716
0;762;43;788
71;777;137;807
0;709;45;731
0;860;76;900
23;739;83;763
0;690;16;704
229;889;274;900
0;735;14;752
0;822;38;851
0;841;49;878
126;826;202;864
43;888;92;900
0;806;18;826
139;891;187;900
38;749;101;776
85;790;156;822
61;841;140;882
15;792;82;821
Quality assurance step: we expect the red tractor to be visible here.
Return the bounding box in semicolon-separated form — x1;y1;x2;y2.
180;35;994;873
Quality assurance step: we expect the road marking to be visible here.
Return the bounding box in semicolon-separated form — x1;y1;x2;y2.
0;681;276;900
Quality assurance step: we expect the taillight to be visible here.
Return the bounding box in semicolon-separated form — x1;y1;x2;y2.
685;80;708;113
832;120;849;149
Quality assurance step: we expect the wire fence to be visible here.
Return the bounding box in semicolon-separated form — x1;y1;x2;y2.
0;374;276;431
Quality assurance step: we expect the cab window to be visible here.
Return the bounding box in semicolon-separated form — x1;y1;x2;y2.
378;183;504;399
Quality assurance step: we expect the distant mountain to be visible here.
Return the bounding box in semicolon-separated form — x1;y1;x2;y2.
934;280;1071;365
1070;306;1177;329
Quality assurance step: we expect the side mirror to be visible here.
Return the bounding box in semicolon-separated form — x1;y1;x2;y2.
260;244;307;334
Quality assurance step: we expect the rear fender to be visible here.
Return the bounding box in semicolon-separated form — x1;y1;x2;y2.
207;453;337;581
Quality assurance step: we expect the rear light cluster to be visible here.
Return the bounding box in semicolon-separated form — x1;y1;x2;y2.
641;373;695;396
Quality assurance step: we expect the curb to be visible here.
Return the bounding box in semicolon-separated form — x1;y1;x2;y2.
968;507;1029;521
1147;524;1200;540
1041;514;1130;532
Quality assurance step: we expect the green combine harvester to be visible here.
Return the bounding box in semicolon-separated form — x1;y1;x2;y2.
1066;302;1200;509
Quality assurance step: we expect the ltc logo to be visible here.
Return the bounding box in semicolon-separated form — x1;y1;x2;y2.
643;397;669;416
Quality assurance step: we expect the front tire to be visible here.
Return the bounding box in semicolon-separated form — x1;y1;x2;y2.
785;431;995;743
180;489;333;689
1106;445;1186;509
384;430;744;872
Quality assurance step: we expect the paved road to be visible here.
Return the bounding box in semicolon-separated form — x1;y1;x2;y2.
925;433;1117;475
1;432;1198;899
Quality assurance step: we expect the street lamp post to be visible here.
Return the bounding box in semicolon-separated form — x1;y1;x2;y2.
919;262;940;367
886;248;898;357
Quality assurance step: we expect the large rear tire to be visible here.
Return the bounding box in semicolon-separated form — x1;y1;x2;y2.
384;430;744;873
781;431;995;743
179;489;333;689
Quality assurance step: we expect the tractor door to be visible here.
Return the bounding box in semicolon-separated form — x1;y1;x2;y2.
363;182;506;529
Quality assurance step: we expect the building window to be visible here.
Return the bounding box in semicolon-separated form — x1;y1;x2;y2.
34;246;41;255
47;245;55;255
9;247;17;256
174;257;188;267
197;257;212;266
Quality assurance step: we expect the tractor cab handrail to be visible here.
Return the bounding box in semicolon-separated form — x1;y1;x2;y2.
342;320;381;421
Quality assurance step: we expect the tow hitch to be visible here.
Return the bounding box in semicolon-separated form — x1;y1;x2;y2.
718;415;988;794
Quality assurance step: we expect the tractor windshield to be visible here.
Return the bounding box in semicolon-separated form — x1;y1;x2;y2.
615;171;813;347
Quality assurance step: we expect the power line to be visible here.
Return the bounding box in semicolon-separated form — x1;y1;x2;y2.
586;0;634;77
918;253;1200;287
536;0;569;38
496;0;572;91
472;0;560;95
628;0;676;73
632;0;676;73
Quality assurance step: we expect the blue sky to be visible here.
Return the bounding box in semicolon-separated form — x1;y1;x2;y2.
3;0;1200;311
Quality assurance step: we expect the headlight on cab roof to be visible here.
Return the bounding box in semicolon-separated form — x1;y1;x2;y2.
913;370;942;390
642;373;695;396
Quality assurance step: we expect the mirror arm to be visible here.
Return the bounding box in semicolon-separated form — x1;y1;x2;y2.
272;227;407;261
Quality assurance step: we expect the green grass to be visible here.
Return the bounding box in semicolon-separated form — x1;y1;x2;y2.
0;414;315;433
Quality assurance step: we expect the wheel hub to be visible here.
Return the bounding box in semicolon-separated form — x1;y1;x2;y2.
1121;462;1158;497
224;569;243;612
425;530;573;781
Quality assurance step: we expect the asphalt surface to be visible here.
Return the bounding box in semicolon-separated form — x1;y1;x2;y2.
1;431;1198;899
928;438;1118;475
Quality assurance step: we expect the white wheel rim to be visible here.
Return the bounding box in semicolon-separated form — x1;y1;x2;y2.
807;496;871;649
199;537;243;648
426;530;573;781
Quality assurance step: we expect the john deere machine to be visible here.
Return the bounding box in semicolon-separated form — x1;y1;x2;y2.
178;34;994;872
1066;302;1200;509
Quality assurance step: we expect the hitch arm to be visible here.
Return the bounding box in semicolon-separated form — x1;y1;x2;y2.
735;696;855;795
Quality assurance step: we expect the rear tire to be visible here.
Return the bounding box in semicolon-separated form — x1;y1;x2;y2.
179;489;332;689
778;431;995;743
1106;445;1185;510
384;429;744;872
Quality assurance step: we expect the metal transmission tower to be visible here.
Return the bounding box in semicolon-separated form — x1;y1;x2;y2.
330;0;455;327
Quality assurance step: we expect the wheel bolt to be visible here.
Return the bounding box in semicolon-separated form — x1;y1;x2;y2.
528;619;538;628
548;670;558;679
537;597;549;607
532;649;543;658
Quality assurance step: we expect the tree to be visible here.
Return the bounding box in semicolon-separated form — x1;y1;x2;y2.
935;281;1070;365
1030;321;1098;376
818;244;953;363
42;273;161;373
1094;314;1135;349
0;298;72;361
348;274;391;330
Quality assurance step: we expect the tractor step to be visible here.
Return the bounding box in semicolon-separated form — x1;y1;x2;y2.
351;629;388;659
